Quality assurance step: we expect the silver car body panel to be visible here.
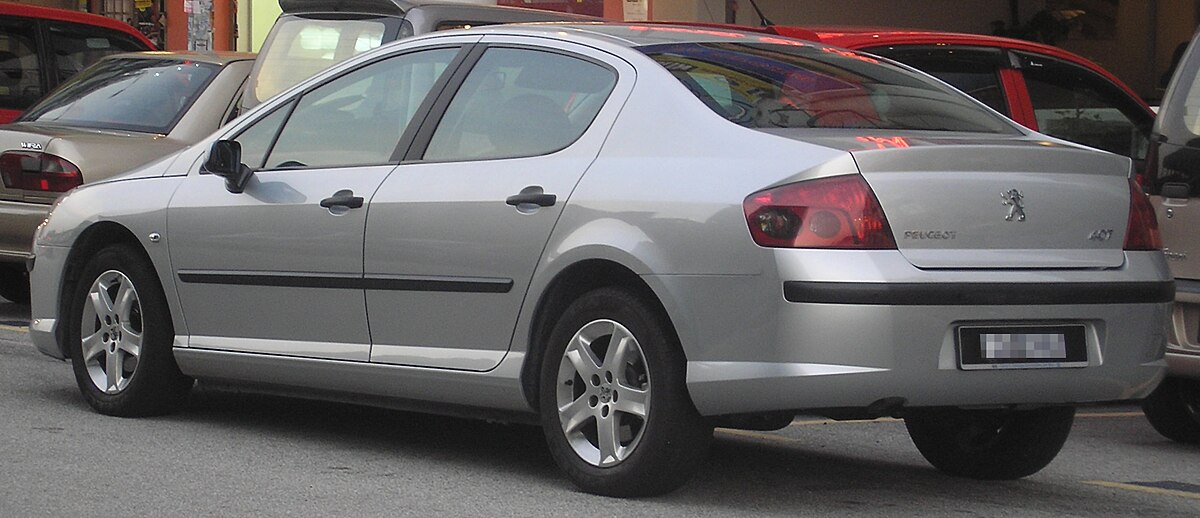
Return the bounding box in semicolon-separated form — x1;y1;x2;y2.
29;25;1170;418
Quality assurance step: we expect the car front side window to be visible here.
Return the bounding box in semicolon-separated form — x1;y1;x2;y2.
258;47;460;170
423;47;617;161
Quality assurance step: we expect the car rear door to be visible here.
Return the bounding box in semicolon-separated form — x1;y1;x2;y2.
362;38;630;370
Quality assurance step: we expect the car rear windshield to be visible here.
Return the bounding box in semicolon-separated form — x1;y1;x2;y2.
19;57;220;134
639;41;1020;134
250;16;387;106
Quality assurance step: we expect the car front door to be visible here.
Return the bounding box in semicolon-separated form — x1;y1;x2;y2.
363;40;628;370
167;46;465;361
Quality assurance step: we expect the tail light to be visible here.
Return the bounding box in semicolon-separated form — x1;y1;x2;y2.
1124;177;1162;250
0;151;82;193
744;175;896;249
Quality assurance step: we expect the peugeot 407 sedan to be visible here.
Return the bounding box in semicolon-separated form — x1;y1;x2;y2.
28;24;1171;497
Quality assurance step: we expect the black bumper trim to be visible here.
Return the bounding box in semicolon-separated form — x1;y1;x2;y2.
783;280;1175;306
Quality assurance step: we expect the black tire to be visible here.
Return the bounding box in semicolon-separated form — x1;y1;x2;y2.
66;244;191;416
904;406;1075;480
539;287;713;497
1142;377;1200;443
0;263;30;304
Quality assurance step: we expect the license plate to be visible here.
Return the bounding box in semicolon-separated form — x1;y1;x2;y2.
957;325;1087;370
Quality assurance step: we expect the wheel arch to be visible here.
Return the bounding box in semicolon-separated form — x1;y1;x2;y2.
54;221;155;352
519;257;685;410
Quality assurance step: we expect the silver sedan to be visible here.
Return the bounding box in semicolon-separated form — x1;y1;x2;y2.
28;24;1171;497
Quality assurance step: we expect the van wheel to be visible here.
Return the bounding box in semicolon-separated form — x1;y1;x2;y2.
66;244;191;416
1142;378;1200;443
539;287;712;497
905;406;1074;479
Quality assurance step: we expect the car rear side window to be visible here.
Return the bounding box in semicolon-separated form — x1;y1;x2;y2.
0;17;44;112
640;42;1018;134
1019;52;1151;159
423;47;617;161
862;46;1009;116
47;22;150;84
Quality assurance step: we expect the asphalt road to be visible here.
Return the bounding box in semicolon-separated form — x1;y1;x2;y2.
1;299;1199;516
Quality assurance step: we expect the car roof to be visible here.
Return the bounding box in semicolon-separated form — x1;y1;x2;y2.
105;51;257;66
466;22;819;48
0;1;155;49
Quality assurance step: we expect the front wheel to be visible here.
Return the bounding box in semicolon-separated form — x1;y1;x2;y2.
1142;377;1200;443
66;244;191;416
905;406;1075;480
539;287;712;497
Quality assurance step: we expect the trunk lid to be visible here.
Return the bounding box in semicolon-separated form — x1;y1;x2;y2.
0;123;187;204
773;131;1133;269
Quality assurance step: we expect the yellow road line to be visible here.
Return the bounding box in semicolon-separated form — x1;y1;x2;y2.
780;411;1139;428
1084;480;1200;500
0;324;27;332
1076;411;1143;418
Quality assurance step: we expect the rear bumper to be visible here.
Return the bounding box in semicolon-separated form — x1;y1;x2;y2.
0;200;48;263
656;250;1171;417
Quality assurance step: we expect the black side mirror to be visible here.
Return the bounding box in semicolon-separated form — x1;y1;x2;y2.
203;140;253;194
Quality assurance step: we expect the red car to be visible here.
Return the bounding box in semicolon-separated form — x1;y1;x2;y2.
0;2;153;123
665;23;1154;164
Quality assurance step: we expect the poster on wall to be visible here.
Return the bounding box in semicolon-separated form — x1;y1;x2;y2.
623;0;648;21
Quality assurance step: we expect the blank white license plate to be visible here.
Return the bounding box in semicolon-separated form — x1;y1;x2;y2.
957;325;1087;370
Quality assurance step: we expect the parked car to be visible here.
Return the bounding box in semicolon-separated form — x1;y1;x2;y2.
666;23;1155;165
1141;27;1200;443
0;51;253;303
29;23;1170;497
240;0;595;113
0;1;154;123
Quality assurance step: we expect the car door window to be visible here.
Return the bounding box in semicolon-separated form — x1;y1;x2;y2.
0;17;43;112
1019;52;1152;159
232;101;292;170
423;47;617;161
47;22;148;84
863;46;1009;116
261;47;459;170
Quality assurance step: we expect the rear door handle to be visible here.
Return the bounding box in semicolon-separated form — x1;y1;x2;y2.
320;189;364;209
506;186;556;208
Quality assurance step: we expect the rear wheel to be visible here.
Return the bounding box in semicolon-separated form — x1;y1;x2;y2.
904;406;1074;479
539;287;712;497
1142;377;1200;443
66;244;191;416
0;263;30;304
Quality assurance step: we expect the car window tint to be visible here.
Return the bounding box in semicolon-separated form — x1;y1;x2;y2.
47;22;149;84
251;17;386;106
19;58;220;134
1019;52;1151;159
264;48;459;169
0;17;44;112
641;42;1019;134
233;102;293;170
424;48;616;161
862;46;1009;116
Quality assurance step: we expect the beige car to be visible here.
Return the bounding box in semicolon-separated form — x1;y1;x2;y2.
0;51;253;303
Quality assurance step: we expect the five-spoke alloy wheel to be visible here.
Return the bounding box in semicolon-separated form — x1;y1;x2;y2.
67;244;191;416
540;287;712;497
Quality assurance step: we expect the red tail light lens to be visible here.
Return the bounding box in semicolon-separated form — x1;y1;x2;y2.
1124;177;1162;250
0;151;82;193
744;175;896;249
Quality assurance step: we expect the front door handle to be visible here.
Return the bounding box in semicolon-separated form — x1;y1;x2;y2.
320;189;364;209
506;186;556;208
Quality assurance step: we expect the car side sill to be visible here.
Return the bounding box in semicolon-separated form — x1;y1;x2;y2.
173;347;535;417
